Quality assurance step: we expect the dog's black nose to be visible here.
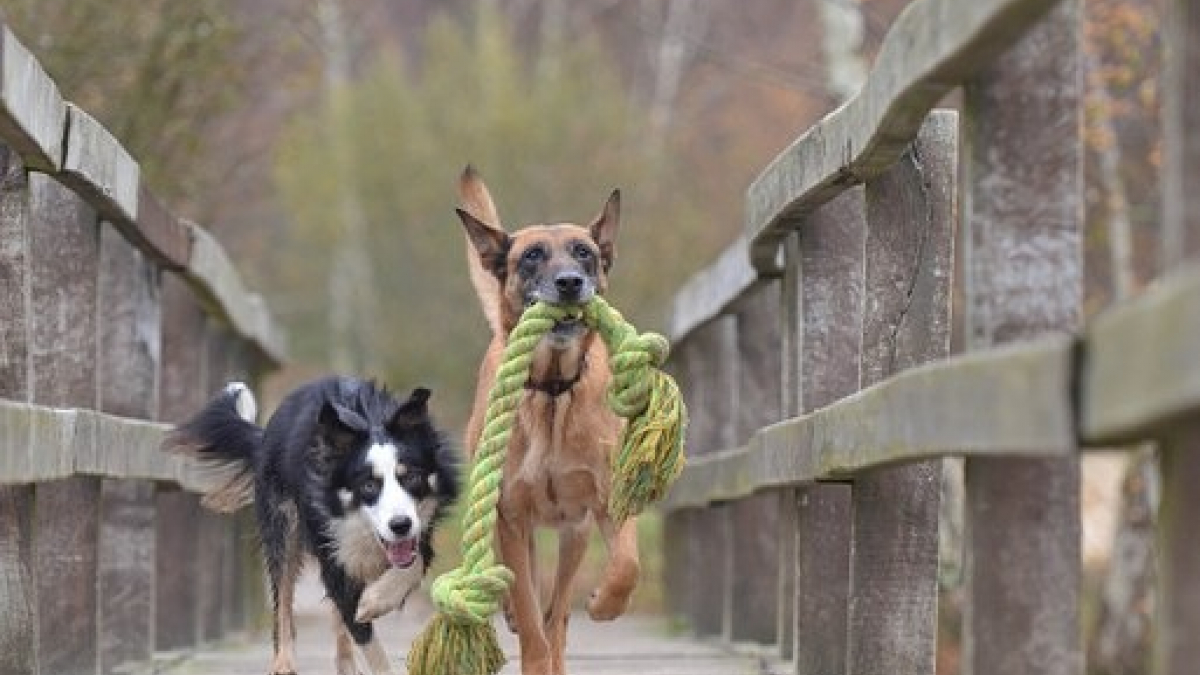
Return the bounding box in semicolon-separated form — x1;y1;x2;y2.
555;273;584;297
389;516;413;537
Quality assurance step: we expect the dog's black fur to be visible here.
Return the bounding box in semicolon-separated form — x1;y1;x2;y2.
165;377;458;675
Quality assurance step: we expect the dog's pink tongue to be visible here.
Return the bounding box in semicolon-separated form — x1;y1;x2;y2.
386;538;417;568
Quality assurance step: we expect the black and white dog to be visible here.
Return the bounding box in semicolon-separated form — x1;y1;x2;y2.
164;377;459;675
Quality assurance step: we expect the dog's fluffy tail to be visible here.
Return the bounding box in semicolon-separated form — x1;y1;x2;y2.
459;165;505;335
163;381;263;513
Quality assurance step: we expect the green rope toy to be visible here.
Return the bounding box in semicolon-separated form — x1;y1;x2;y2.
406;296;687;675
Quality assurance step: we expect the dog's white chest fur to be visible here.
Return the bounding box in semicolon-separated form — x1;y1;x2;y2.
328;514;390;582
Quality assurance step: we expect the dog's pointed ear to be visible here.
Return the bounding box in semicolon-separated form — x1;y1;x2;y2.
590;189;620;273
457;208;510;280
388;387;431;433
317;401;367;454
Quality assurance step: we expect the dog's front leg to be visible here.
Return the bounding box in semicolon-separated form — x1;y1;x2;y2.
546;522;589;675
332;605;358;675
587;512;640;621
332;604;393;675
355;564;422;623
499;513;552;675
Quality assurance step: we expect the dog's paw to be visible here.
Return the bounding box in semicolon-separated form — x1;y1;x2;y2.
586;587;631;622
354;594;388;624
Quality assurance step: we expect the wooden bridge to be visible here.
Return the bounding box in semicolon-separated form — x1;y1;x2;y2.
2;0;1199;674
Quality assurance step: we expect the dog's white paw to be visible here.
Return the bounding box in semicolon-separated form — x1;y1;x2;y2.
355;583;399;623
356;566;421;622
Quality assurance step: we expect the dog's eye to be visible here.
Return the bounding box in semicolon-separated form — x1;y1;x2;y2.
522;247;546;264
400;472;427;493
359;478;381;499
571;243;593;261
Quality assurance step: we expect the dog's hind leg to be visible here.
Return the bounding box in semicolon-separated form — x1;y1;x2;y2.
262;501;303;675
586;513;640;621
546;522;588;675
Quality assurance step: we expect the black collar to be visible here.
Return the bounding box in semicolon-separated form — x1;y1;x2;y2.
525;359;586;397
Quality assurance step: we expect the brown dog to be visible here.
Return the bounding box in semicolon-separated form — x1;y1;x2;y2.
454;166;640;675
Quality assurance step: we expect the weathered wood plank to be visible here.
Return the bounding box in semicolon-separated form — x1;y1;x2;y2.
775;234;801;661
33;477;100;675
1153;1;1200;673
97;480;156;673
660;337;1075;510
791;187;864;675
96;221;159;672
185;224;286;367
61;104;139;227
0;143;29;401
135;185;191;271
98;224;160;419
28;171;98;408
0;486;35;675
727;283;781;645
0;24;65;172
667;236;762;341
0;399;215;490
745;0;1062;273
1082;265;1200;444
159;273;209;424
670;319;737;637
1156;430;1200;675
155;490;202;650
960;4;1083;675
847;110;955;675
28;166;101;675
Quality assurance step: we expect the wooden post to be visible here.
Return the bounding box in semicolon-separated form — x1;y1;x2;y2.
776;234;800;662
790;186;865;675
1155;1;1200;673
960;3;1083;675
727;281;782;644
96;224;160;671
28;171;102;675
848;111;956;674
675;318;738;637
0;144;34;675
156;273;208;649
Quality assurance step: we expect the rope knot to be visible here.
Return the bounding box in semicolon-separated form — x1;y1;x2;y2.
430;565;515;625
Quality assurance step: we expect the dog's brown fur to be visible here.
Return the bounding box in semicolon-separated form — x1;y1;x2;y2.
457;166;640;675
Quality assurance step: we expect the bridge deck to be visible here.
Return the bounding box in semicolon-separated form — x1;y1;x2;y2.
139;572;765;675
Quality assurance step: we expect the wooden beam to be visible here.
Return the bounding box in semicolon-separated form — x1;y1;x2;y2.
1082;265;1200;444
185;223;287;366
0;25;65;172
745;0;1062;273
661;336;1075;510
667;236;761;342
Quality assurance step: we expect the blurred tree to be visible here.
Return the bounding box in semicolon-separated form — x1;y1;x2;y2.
272;5;708;427
2;0;247;212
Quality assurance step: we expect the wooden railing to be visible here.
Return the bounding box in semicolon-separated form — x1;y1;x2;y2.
0;24;285;675
659;1;1199;674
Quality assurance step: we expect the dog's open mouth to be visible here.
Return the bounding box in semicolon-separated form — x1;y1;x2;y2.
382;537;418;568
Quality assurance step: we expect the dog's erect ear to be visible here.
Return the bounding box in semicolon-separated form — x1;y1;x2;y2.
388;387;431;433
317;401;367;454
590;189;621;273
457;208;510;280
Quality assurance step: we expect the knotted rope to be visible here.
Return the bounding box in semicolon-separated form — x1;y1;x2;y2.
405;296;687;675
